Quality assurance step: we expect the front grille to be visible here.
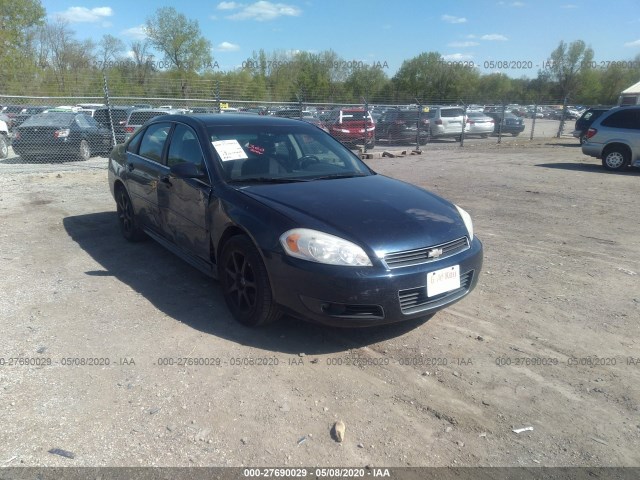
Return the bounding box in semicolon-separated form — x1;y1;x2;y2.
384;237;469;269
398;270;474;314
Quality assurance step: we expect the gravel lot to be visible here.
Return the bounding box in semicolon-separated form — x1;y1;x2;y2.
0;136;639;469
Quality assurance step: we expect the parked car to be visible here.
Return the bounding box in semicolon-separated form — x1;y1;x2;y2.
423;106;465;140
484;112;525;136
93;106;135;145
572;108;610;144
0;117;10;159
0;105;25;130
108;114;482;327
123;108;184;141
581;106;640;171
11;106;52;130
12;111;112;161
464;112;495;137
324;108;376;148
300;117;329;132
375;108;430;145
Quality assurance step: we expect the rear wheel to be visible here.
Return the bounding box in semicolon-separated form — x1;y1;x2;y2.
602;146;630;171
219;235;280;327
78;140;90;161
115;186;145;241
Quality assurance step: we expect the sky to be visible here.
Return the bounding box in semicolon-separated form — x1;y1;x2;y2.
39;0;640;78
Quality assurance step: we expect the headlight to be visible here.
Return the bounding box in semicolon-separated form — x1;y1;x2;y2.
455;205;474;241
280;228;372;267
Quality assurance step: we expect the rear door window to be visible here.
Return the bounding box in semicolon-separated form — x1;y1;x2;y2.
138;123;172;163
601;109;640;130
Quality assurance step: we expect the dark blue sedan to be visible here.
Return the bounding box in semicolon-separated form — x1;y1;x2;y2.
108;114;482;327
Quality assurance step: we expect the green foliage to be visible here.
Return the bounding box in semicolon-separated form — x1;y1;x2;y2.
145;7;213;73
1;4;638;112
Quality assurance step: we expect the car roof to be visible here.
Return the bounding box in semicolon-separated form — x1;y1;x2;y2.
146;113;312;128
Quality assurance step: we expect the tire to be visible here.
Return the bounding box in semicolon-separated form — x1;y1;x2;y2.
0;135;8;159
602;146;630;171
219;235;281;327
115;186;146;242
78;139;91;161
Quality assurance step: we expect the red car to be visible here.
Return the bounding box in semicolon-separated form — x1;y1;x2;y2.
324;108;376;148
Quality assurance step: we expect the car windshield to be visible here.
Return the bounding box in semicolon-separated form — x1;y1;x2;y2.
208;124;373;182
20;112;75;127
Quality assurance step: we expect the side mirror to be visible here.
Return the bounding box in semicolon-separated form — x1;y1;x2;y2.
169;162;207;179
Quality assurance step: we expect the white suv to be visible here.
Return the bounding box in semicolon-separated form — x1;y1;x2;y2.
581;106;640;171
424;106;465;140
0;118;10;159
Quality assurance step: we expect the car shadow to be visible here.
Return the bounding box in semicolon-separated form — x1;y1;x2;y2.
543;142;580;148
63;212;431;355
536;162;640;175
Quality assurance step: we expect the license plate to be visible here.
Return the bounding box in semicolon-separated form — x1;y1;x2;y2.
426;265;461;297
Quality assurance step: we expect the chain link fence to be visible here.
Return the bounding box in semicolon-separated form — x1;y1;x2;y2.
1;75;590;172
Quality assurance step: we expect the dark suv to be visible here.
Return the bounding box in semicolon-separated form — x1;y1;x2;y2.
93;106;135;145
375;108;430;145
581;106;640;171
572;108;610;144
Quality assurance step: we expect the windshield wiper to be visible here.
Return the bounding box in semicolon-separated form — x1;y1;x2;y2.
312;173;369;181
230;177;311;184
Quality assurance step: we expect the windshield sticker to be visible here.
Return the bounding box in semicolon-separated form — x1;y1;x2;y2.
212;139;248;161
248;144;265;155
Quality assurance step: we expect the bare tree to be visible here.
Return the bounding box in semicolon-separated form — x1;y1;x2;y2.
97;34;125;69
130;40;154;85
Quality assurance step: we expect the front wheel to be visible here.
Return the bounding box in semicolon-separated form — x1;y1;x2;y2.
602;147;629;171
219;235;281;327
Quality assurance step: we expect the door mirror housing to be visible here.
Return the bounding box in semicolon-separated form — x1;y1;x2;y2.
169;162;207;180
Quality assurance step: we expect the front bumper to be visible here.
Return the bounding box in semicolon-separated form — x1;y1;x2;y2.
266;237;483;326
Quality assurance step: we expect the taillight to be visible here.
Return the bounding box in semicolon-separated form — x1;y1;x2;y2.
125;126;135;133
435;119;443;125
54;129;70;138
467;119;474;124
586;128;597;139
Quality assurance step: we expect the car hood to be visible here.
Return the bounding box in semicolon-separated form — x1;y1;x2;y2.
235;174;469;255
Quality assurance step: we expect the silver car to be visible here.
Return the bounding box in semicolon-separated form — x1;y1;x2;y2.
581;106;640;171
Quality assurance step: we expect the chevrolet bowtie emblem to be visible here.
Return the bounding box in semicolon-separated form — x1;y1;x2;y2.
427;248;443;258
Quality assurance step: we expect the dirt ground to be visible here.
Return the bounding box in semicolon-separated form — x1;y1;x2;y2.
0;138;638;469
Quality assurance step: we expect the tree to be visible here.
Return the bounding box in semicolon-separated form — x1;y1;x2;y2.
35;20;95;92
0;0;46;88
97;34;125;70
145;7;213;73
544;40;594;101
